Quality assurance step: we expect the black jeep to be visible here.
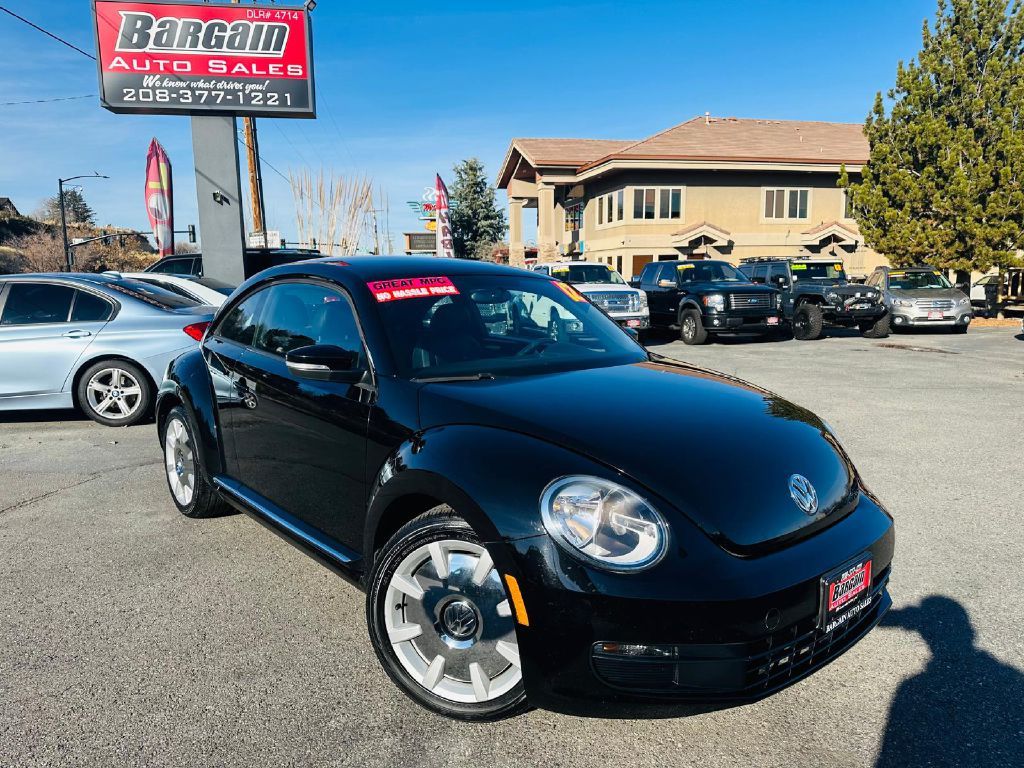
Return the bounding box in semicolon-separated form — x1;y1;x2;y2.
738;258;889;340
635;260;781;344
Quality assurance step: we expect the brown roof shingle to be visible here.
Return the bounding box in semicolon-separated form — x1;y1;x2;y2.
514;138;635;166
581;117;868;169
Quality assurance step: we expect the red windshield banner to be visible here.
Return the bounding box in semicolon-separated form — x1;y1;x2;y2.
92;1;315;117
368;277;460;303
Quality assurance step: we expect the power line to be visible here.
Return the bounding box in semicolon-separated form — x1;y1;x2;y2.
235;132;290;185
1;94;96;107
0;6;95;60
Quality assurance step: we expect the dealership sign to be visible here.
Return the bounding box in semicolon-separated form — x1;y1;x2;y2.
92;1;315;117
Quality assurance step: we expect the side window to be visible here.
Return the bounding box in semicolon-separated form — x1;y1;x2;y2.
71;290;113;322
768;264;789;286
153;258;195;275
216;289;268;346
749;265;768;284
255;282;363;359
658;264;680;284
1;283;75;325
639;264;658;288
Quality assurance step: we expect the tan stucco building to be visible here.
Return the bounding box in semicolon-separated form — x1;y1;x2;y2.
497;115;888;279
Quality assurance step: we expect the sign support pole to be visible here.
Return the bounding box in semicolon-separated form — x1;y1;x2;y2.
191;115;247;285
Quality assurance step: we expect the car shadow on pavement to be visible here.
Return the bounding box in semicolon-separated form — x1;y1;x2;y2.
875;595;1024;768
0;409;88;424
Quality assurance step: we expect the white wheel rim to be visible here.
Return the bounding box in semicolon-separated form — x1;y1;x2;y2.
164;417;195;506
86;367;143;420
385;539;522;704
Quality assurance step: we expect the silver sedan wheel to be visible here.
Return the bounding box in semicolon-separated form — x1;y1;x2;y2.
86;367;143;421
164;417;195;507
385;540;521;704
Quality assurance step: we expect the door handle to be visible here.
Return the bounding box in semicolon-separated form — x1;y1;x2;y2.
62;330;92;338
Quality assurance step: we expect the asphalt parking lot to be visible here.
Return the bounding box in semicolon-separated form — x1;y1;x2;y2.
1;326;1023;768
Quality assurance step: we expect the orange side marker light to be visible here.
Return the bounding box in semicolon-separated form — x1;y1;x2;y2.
503;574;530;627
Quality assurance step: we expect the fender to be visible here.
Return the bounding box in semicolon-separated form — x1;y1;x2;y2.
677;297;701;316
363;424;635;568
155;348;224;477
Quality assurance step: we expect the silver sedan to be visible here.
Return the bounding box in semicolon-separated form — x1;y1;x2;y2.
0;273;215;426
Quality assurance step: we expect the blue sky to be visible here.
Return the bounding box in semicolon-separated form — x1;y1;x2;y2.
0;0;937;249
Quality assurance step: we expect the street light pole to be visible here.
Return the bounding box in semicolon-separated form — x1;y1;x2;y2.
56;172;108;271
58;178;70;271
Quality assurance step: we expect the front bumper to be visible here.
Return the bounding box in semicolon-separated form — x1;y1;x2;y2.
891;306;973;327
704;311;783;332
502;492;894;717
609;313;650;329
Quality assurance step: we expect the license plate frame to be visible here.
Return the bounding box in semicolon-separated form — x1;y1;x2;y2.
819;555;873;634
927;310;944;320
767;316;780;326
625;319;641;328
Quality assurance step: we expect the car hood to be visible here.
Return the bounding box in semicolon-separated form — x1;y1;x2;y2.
889;287;965;301
417;359;857;554
690;281;775;293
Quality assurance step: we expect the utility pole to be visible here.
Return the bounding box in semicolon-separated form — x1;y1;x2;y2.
232;0;266;247
57;173;108;271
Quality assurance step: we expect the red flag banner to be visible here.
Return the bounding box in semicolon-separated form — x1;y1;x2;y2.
145;138;174;257
435;174;454;258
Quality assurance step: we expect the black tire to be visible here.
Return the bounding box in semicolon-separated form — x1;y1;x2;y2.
859;312;891;339
952;324;969;334
161;405;229;519
792;303;824;341
76;359;152;427
367;507;529;721
679;308;709;345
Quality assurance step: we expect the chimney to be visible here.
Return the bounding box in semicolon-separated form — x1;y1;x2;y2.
704;111;710;125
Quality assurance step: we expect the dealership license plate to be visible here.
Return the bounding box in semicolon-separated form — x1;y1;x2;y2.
928;311;944;319
851;303;871;310
767;316;780;325
820;557;873;634
625;319;641;328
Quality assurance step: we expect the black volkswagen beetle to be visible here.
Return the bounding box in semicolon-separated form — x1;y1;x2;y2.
156;256;894;721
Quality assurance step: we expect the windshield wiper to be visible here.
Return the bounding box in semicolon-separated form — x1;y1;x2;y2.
412;373;496;383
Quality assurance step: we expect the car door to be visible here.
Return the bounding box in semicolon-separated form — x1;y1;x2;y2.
643;264;678;323
0;282;112;400
228;280;371;552
203;287;270;465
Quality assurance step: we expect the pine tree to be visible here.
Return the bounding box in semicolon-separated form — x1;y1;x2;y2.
842;0;1024;272
448;158;506;259
40;189;96;226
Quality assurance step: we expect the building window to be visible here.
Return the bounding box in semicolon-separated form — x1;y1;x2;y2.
597;191;623;226
616;190;624;221
632;187;683;221
843;190;854;219
764;188;809;220
564;201;583;232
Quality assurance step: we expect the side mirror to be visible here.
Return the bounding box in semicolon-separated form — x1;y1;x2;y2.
657;279;677;289
286;344;363;383
774;275;789;288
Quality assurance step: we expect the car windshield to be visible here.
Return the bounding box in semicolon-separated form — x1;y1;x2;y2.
791;262;846;281
373;274;647;380
550;265;625;285
682;262;746;282
888;270;952;290
103;279;201;310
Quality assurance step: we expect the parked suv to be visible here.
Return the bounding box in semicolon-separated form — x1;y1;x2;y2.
866;266;973;333
635;260;780;344
145;248;322;279
532;261;649;332
739;258;889;340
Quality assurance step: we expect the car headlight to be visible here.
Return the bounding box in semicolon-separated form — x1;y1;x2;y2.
540;476;668;572
957;297;969;306
893;298;914;307
702;293;725;311
826;291;840;302
637;291;648;308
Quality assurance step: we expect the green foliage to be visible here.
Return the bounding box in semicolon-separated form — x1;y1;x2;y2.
842;0;1024;272
41;188;96;226
448;158;506;259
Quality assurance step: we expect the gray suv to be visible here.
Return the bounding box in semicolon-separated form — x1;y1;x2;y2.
867;266;973;333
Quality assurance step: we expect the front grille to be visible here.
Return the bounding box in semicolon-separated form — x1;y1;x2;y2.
591;567;890;697
728;293;772;310
915;299;954;310
586;291;640;312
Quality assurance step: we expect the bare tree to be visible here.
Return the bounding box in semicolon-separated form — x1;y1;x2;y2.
288;168;375;256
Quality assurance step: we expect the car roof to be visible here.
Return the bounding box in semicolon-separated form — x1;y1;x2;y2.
542;261;611;267
648;259;732;266
1;272;121;284
253;255;543;284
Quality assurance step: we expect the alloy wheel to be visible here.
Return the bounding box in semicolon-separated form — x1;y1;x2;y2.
384;539;521;704
86;367;143;421
164;417;195;507
682;316;696;340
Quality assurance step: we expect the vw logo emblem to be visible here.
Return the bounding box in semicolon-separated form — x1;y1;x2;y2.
789;474;819;515
441;600;479;640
